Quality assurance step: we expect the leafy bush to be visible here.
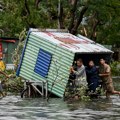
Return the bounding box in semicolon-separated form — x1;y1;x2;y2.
1;70;24;94
110;61;120;76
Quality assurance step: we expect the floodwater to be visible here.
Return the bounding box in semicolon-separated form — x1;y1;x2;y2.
0;78;120;120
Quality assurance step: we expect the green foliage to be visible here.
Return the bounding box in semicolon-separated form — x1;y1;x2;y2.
77;86;91;101
110;61;120;76
65;83;91;101
11;28;26;67
84;0;120;45
1;70;24;94
0;0;119;45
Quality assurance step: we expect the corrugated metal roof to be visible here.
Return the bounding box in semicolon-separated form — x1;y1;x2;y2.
31;31;113;53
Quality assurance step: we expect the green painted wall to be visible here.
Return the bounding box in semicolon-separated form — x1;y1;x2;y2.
2;41;18;64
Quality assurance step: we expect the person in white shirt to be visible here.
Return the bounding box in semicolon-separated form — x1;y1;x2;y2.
70;58;87;87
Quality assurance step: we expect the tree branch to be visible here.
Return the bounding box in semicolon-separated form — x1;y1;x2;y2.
70;5;88;35
24;0;30;16
35;0;41;8
58;1;64;29
68;0;78;32
90;20;99;41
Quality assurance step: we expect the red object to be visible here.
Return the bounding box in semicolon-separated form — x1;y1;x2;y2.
0;43;2;52
0;39;15;43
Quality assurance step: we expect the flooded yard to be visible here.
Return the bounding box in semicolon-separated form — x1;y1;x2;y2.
0;78;120;120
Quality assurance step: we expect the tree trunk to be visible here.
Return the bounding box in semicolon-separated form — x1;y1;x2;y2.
35;0;41;8
58;0;64;29
70;6;88;35
68;0;78;32
24;0;30;16
90;20;99;41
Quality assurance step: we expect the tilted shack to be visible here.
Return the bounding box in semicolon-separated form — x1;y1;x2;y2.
17;28;113;98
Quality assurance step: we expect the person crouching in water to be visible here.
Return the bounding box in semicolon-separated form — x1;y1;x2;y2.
86;60;100;95
70;59;87;99
99;58;120;99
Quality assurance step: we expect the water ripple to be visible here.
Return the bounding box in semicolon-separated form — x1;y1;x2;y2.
0;93;120;120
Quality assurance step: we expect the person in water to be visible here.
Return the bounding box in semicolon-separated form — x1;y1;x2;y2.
70;58;87;100
99;58;120;99
86;60;100;93
70;58;87;88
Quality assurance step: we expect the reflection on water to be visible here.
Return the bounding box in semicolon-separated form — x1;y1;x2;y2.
0;78;120;120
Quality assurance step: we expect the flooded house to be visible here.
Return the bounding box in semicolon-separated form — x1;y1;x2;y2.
16;28;113;98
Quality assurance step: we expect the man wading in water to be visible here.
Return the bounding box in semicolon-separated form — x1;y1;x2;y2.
70;59;87;99
86;60;100;93
99;58;120;99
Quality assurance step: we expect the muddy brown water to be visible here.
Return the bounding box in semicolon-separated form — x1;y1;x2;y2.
0;78;120;120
